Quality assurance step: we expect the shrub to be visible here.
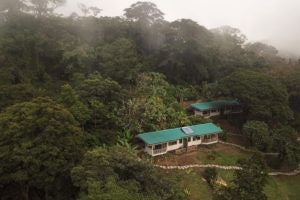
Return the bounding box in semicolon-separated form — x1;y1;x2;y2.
202;168;217;187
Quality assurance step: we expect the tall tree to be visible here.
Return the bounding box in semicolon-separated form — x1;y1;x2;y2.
211;26;246;46
59;84;91;127
124;1;164;26
283;68;300;129
71;146;184;200
272;126;300;168
0;97;84;199
0;84;37;111
218;69;293;125
215;154;268;200
29;0;66;16
0;0;28;15
95;38;143;84
75;73;125;144
243;120;271;151
232;154;268;200
245;42;284;67
156;19;214;84
123;73;189;133
211;26;269;77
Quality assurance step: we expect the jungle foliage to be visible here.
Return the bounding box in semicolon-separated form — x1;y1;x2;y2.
0;1;299;199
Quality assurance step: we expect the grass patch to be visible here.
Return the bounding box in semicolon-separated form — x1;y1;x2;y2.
217;169;235;182
162;163;300;200
197;149;250;166
165;169;213;200
265;175;300;200
154;143;253;167
155;143;300;200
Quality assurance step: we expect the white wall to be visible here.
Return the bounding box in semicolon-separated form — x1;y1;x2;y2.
194;110;212;118
224;109;232;114
194;110;204;116
152;150;167;156
167;140;184;151
145;140;184;156
144;135;217;156
188;138;202;146
201;140;218;145
194;107;242;118
209;110;220;117
194;110;221;118
145;145;153;155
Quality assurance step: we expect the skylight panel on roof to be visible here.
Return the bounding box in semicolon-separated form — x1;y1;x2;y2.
181;126;194;134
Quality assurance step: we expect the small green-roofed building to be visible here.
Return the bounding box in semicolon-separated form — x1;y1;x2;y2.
191;99;242;118
137;123;222;156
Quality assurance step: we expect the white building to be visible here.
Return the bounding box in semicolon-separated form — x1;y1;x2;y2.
191;100;242;118
137;123;222;156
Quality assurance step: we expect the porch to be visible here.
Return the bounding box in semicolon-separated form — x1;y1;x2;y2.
202;134;218;144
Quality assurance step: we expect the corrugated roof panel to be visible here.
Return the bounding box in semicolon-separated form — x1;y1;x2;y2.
137;123;222;145
191;99;240;111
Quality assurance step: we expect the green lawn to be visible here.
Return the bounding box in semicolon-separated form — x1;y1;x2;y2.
158;143;300;200
154;143;252;167
196;147;250;166
168;170;300;200
265;175;300;200
162;155;300;200
166;169;213;200
216;166;300;200
216;169;235;182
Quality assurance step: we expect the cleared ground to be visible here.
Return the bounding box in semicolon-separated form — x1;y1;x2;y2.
157;143;300;200
164;164;300;200
154;143;251;166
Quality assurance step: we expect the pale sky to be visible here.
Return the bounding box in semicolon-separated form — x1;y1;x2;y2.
58;0;300;56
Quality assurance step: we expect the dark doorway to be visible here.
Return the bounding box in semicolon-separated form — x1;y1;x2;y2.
183;138;188;148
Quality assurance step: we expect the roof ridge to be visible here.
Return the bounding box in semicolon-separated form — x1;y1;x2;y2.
138;123;222;145
141;122;214;134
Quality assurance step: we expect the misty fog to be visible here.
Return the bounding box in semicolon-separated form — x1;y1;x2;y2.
58;0;300;57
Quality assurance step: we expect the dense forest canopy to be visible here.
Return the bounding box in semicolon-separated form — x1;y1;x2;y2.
0;1;299;199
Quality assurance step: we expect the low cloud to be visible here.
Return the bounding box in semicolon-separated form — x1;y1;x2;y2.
59;0;300;57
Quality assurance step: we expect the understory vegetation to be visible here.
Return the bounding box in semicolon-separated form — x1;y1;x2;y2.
0;1;300;199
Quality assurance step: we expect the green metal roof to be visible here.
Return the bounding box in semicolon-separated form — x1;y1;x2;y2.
137;123;222;145
191;100;240;111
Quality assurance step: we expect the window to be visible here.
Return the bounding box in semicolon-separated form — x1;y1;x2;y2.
203;111;208;115
148;145;152;149
179;139;183;144
154;143;167;150
204;135;211;140
168;141;177;146
226;106;232;110
187;137;191;142
193;136;201;141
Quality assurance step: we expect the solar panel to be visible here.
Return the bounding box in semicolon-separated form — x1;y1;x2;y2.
181;126;194;134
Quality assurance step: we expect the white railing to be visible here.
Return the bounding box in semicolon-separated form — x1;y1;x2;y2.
153;148;167;155
202;138;218;144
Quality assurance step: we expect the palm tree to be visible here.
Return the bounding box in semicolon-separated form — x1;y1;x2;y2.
117;129;137;153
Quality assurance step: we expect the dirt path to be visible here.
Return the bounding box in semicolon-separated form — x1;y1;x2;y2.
268;169;300;176
218;141;279;156
153;141;297;176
